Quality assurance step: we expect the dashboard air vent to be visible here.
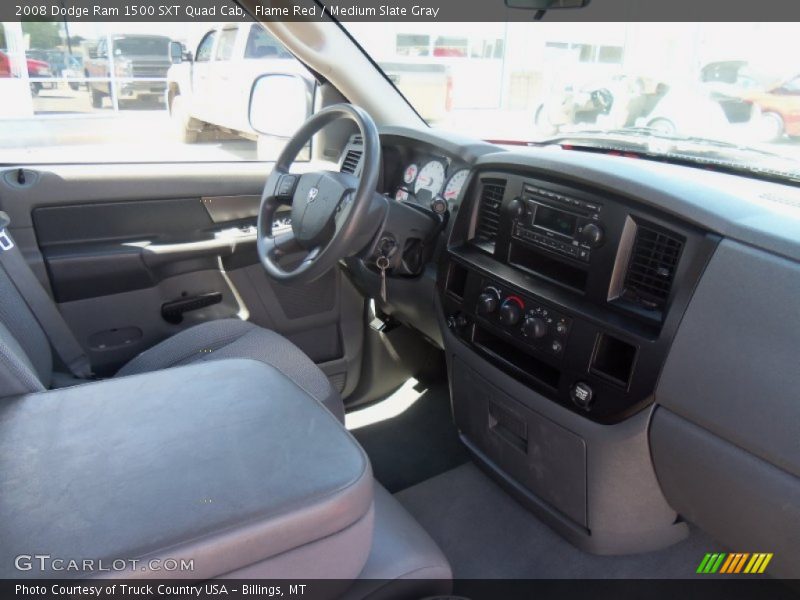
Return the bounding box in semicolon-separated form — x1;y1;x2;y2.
474;179;506;250
340;149;362;174
623;223;683;311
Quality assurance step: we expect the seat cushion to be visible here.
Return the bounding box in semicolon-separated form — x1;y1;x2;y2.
117;319;343;421
0;359;373;579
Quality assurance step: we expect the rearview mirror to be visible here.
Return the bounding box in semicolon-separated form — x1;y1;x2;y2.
505;0;590;8
249;74;312;138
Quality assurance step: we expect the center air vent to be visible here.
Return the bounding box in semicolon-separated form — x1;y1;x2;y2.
474;179;506;251
622;222;684;311
340;149;362;174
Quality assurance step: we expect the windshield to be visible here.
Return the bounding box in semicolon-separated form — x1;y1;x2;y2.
346;22;800;174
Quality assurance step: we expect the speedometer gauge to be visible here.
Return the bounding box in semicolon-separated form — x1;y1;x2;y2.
414;161;446;196
443;169;469;202
403;164;418;185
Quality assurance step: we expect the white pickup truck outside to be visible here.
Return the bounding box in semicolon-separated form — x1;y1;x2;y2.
166;23;310;153
167;21;454;157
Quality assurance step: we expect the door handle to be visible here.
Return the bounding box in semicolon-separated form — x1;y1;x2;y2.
161;292;223;324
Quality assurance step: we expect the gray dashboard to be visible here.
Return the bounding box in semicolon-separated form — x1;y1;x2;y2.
370;125;800;575
381;125;800;261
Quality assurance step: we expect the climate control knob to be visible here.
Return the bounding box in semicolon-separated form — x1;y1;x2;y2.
498;297;524;326
522;316;548;339
578;223;604;248
476;289;500;315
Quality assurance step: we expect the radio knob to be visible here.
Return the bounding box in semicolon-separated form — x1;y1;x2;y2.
477;289;500;315
578;223;604;248
508;197;526;219
499;297;524;326
522;316;548;339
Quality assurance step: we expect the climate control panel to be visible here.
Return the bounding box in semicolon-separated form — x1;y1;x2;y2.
441;261;684;422
475;281;572;358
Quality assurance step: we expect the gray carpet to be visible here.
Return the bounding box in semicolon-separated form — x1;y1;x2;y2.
396;462;718;579
351;379;469;493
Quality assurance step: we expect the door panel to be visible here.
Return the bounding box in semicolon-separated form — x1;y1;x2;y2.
0;163;364;393
32;196;258;302
59;269;244;374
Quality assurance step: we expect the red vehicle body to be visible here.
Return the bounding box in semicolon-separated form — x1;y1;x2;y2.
0;51;56;97
701;61;800;139
0;51;51;78
743;76;800;137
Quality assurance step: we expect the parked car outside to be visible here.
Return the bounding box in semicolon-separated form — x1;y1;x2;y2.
534;75;666;135
742;76;800;140
535;68;760;141
169;23;452;137
635;83;759;140
84;34;171;108
0;50;56;96
166;22;311;157
701;61;800;141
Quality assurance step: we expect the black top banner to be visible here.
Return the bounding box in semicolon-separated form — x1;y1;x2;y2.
4;0;800;22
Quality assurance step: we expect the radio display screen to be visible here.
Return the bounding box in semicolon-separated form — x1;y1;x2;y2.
533;205;577;237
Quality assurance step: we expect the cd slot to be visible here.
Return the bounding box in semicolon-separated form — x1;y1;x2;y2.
522;184;600;216
524;194;591;218
509;242;588;293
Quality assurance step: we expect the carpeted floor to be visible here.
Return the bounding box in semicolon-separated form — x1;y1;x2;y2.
350;378;470;493
396;462;719;579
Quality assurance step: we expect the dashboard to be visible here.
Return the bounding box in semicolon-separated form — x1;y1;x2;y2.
344;129;721;423
340;125;800;574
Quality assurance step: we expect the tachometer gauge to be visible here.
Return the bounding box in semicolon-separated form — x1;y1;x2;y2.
395;188;410;202
443;169;469;202
403;164;419;185
414;161;446;196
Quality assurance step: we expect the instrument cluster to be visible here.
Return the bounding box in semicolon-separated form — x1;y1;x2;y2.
393;155;471;214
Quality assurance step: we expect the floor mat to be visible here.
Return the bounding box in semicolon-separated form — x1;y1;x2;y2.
396;462;718;579
349;378;469;493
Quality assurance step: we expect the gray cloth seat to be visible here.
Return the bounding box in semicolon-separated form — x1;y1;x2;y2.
0;257;452;593
0;249;343;420
116;318;344;421
0;359;373;580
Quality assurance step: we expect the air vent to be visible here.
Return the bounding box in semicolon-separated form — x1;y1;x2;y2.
474;179;506;250
622;223;683;311
340;149;362;174
351;134;363;144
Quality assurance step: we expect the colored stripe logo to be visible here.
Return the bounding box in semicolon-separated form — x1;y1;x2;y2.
697;552;773;574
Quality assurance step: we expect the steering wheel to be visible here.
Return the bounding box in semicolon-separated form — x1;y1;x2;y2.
257;104;381;282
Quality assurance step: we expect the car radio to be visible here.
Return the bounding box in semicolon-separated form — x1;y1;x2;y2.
512;183;605;262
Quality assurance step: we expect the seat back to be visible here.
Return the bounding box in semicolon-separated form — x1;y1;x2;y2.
0;263;52;396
